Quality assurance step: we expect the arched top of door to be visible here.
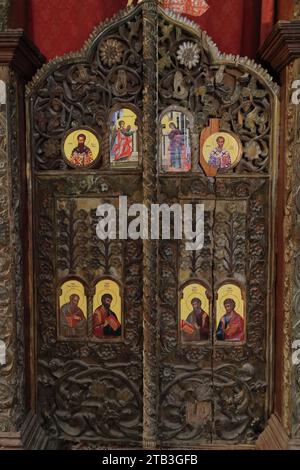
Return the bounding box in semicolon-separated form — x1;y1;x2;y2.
26;0;279;175
26;1;279;97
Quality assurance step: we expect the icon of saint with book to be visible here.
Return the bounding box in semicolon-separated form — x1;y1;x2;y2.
60;294;86;338
180;297;209;342
92;293;121;339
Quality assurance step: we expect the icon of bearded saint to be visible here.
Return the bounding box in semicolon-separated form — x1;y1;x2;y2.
127;1;209;18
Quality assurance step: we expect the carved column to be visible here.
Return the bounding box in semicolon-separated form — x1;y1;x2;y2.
0;1;10;31
0;31;45;449
259;19;300;450
142;0;159;449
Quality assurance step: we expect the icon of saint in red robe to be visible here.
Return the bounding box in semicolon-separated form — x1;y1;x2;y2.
111;120;135;161
216;298;245;342
93;293;121;339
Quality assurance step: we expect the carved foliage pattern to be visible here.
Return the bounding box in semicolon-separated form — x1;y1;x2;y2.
56;198;122;281
158;177;269;444
212;179;269;443
213;201;247;279
158;14;272;173
29;5;276;447
0;79;13;432
0;0;9;31
291;63;300;438
32;11;143;170
0;73;26;432
142;1;159;448
36;175;143;443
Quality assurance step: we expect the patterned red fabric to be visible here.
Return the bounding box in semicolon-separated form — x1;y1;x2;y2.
163;0;209;16
27;0;274;60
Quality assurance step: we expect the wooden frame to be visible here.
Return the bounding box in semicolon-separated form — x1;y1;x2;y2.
22;1;281;449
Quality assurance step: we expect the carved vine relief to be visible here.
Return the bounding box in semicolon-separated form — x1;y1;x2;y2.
27;4;277;446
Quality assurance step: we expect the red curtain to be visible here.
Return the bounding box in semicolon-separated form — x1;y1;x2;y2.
25;0;274;60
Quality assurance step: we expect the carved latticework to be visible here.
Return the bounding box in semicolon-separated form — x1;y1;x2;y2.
27;2;278;448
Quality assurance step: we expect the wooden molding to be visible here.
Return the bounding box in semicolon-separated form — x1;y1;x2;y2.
259;20;300;74
0;29;45;81
289;439;300;450
256;414;289;450
0;412;57;450
0;432;23;450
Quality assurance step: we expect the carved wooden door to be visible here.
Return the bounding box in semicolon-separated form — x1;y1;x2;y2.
27;3;278;448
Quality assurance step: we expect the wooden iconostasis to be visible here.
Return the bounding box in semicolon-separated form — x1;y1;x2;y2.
26;3;279;448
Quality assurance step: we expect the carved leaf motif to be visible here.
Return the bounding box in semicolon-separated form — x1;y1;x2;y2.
214;206;247;277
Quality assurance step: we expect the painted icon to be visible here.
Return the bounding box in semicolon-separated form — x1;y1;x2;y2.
58;279;87;338
163;1;209;17
202;131;242;174
180;282;210;342
92;279;122;339
160;110;192;172
216;283;245;343
110;108;139;166
63;128;100;168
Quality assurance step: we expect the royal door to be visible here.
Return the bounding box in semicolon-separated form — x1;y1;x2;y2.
26;2;279;449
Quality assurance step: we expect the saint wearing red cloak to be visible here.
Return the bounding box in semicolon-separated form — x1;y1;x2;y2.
93;293;121;339
216;298;245;342
111;120;135;161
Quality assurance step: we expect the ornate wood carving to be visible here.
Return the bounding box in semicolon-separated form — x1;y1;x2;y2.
34;175;143;443
29;7;142;171
294;1;300;19
156;7;278;447
0;57;43;437
0;29;46;449
0;73;14;433
0;1;10;31
212;180;270;443
290;59;300;439
142;0;159;448
27;3;279;448
279;62;295;434
259;20;300;445
158;10;276;174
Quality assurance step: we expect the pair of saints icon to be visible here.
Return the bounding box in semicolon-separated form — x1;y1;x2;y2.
62;108;139;169
180;283;245;343
59;279;122;339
